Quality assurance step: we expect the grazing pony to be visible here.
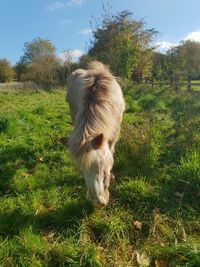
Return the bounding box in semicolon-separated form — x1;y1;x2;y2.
66;61;125;206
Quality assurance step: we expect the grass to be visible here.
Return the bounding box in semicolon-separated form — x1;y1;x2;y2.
0;86;200;266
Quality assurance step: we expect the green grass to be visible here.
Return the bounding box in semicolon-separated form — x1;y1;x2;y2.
0;87;200;266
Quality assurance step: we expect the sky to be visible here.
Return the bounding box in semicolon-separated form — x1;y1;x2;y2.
1;0;200;65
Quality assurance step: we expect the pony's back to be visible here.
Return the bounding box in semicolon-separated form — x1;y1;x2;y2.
67;61;125;167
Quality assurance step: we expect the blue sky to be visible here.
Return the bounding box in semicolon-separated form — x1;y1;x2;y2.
1;0;200;65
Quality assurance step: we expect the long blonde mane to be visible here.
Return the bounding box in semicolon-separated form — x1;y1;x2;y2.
67;61;124;169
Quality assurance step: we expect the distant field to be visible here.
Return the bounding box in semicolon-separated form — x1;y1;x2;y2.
0;87;200;266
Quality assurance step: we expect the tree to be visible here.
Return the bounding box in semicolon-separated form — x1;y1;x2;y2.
14;62;27;81
20;37;55;64
16;37;60;87
15;37;56;82
21;54;60;89
152;52;171;81
0;59;15;82
172;40;200;75
57;50;78;87
88;9;157;80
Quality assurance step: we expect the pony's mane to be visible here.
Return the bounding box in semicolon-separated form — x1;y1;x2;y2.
68;61;119;169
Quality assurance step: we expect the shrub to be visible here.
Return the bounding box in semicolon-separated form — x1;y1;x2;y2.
0;59;15;82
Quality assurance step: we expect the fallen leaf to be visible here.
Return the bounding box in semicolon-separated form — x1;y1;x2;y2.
22;173;30;177
34;209;40;215
77;186;82;190
155;259;168;267
97;246;104;252
136;251;151;267
160;242;165;247
174;192;184;198
42;231;56;241
153;207;160;214
133;220;142;229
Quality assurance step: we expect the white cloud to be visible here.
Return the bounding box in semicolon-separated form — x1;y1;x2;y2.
58;49;84;62
46;0;86;11
46;1;65;11
185;31;200;42
155;41;177;53
58;19;72;25
69;0;85;5
156;31;200;53
70;49;84;58
78;28;92;35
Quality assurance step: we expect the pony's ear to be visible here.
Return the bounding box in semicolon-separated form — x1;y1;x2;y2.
91;133;104;150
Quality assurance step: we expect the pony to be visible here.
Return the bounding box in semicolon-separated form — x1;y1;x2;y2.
66;61;125;206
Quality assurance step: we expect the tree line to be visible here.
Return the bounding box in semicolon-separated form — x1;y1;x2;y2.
1;9;200;88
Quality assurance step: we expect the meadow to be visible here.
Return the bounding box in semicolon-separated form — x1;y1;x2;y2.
0;86;200;266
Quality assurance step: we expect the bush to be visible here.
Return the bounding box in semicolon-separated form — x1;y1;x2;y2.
21;55;60;89
0;59;15;82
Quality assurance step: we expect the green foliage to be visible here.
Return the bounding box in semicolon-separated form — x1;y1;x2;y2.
173;40;200;75
20;37;55;64
153;40;200;83
14;61;27;81
0;58;15;82
21;55;60;89
57;51;78;87
88;9;156;79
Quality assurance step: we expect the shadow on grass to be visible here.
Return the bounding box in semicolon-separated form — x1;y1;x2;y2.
0;198;93;238
0;145;37;195
0;141;84;195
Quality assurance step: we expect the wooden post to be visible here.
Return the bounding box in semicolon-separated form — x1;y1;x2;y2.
170;76;173;88
187;75;191;91
151;77;154;89
173;75;179;92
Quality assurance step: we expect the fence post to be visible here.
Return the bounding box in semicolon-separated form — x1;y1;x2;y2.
187;75;191;91
170;76;173;88
151;78;154;88
173;75;179;92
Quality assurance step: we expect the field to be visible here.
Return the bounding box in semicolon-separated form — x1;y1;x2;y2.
0;86;200;266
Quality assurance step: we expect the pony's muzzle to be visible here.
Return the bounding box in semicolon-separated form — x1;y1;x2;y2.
86;189;109;207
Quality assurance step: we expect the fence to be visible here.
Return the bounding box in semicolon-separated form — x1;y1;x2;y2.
144;74;200;91
0;82;39;91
